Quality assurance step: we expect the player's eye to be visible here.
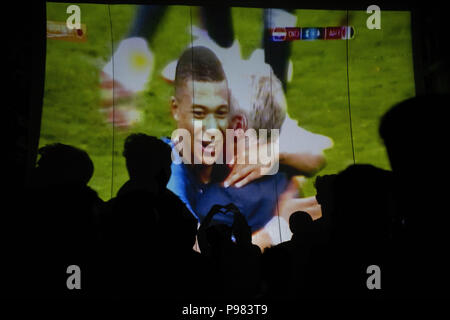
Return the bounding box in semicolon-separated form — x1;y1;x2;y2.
215;106;229;118
193;109;206;119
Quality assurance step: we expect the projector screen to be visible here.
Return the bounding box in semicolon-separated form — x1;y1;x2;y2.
41;2;415;249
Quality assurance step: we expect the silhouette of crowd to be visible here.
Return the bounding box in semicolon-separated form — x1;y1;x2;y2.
3;94;449;299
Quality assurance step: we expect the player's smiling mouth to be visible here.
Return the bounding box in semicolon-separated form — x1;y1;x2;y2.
201;140;216;153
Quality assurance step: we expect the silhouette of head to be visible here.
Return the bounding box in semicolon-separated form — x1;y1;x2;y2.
379;94;449;176
123;133;172;189
289;211;313;235
333;164;392;242
35;143;93;186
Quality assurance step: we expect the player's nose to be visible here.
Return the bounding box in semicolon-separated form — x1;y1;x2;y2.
202;114;219;131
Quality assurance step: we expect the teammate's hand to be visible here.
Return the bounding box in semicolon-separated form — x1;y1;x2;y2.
223;139;278;188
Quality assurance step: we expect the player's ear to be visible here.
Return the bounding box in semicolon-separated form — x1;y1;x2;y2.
231;114;248;131
170;96;179;121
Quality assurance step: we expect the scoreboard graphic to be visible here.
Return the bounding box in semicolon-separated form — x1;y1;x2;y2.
271;26;355;41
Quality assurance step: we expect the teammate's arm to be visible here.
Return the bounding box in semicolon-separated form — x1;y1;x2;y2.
224;116;332;187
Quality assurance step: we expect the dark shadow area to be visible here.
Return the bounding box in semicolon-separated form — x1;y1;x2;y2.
3;0;450;301
4;93;450;299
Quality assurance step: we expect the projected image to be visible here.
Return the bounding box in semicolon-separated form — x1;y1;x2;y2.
41;3;415;249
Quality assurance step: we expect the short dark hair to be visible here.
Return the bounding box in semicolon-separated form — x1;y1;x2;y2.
174;46;227;98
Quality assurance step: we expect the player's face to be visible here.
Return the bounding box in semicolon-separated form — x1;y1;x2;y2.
171;80;229;165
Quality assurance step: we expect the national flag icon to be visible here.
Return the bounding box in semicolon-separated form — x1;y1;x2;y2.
271;27;287;42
